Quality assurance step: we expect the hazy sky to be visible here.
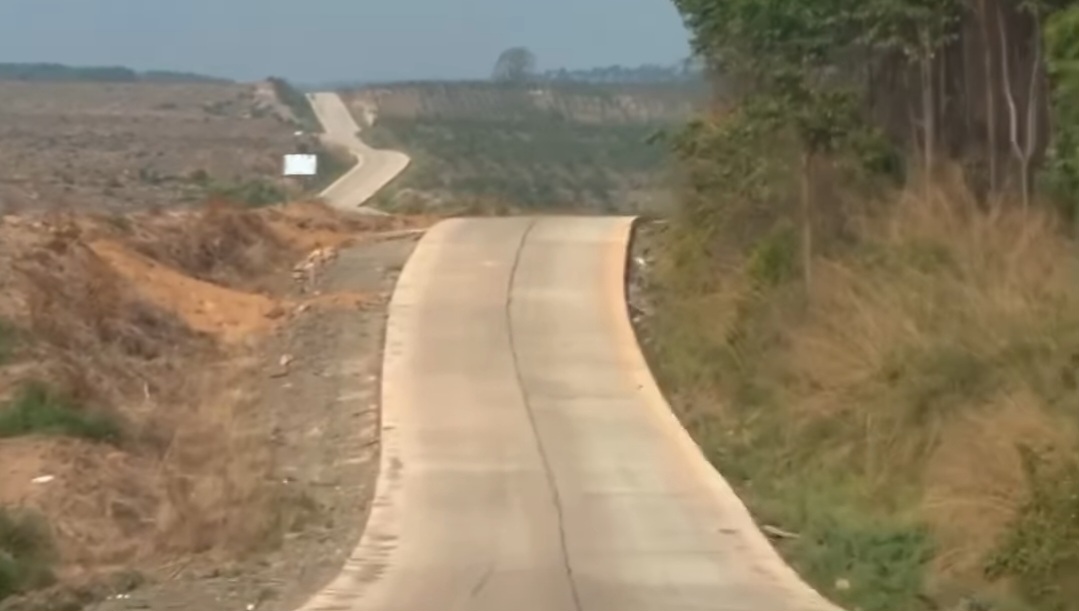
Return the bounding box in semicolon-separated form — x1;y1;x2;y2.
0;0;691;84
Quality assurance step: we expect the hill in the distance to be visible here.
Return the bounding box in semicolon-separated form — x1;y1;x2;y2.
0;62;230;84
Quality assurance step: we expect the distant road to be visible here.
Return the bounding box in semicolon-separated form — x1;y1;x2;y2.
307;92;410;213
296;216;839;611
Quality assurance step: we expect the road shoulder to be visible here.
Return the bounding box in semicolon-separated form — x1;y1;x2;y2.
85;235;418;611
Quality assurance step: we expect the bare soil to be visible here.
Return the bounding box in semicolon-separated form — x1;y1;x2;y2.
0;201;430;611
84;235;419;611
0;81;299;214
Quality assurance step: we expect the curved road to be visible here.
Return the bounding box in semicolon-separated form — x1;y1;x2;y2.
298;216;839;610
308;92;410;213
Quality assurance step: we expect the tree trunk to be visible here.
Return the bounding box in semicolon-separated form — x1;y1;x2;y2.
1020;7;1043;210
800;151;813;294
922;53;936;192
979;0;999;194
998;3;1024;203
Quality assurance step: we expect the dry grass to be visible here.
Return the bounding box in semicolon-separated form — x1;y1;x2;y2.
646;173;1079;611
0;199;431;606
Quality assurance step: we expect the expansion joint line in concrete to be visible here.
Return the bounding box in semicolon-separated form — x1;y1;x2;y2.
504;218;585;611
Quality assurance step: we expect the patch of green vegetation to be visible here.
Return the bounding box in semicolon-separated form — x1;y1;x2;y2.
0;319;18;364
364;115;668;210
0;382;123;444
645;269;938;611
637;0;1079;609
0;508;56;602
754;476;933;611
206;178;287;207
986;449;1079;611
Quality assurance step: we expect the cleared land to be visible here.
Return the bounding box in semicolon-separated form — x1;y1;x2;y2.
342;82;705;213
0;70;425;610
0;80;342;214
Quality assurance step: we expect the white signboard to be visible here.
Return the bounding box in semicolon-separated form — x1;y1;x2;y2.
283;154;318;176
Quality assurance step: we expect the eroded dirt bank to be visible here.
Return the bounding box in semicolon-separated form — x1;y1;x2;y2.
0;201;430;611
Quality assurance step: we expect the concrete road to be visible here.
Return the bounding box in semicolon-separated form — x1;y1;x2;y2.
297;217;840;611
308;92;410;213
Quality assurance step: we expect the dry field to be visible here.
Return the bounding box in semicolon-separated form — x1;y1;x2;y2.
0;81;301;214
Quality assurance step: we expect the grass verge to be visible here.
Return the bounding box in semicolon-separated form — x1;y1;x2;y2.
639;181;1079;611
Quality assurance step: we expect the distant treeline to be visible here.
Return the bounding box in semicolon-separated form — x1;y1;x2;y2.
539;61;703;84
305;60;705;91
0;63;230;84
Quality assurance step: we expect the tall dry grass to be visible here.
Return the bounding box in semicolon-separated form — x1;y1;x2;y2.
0;200;361;605
647;173;1079;610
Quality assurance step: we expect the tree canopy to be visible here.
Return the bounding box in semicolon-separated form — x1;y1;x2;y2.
491;47;537;83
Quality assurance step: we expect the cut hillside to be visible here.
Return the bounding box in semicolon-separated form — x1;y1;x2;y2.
342;81;705;213
0;199;431;610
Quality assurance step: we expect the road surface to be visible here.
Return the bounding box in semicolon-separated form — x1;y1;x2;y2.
297;217;839;611
308;92;410;213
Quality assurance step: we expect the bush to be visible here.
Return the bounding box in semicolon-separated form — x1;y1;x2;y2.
0;381;124;443
0;319;17;364
0;508;55;602
206;179;287;207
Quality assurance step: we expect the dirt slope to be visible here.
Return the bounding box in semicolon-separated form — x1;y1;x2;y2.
0;200;431;610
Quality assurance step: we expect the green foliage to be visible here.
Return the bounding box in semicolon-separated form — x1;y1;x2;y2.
492;47;537;83
0;382;124;443
660;1;1079;611
857;0;962;58
365;114;670;209
669;106;800;258
760;479;934;611
986;448;1079;611
746;222;798;288
1044;6;1079;221
206;178;287;207
0;508;56;602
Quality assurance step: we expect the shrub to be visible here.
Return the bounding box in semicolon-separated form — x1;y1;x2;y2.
0;381;123;443
0;508;55;602
0;319;17;364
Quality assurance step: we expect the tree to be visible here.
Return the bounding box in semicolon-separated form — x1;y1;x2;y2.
859;0;961;188
674;0;870;292
1045;4;1079;220
492;47;537;83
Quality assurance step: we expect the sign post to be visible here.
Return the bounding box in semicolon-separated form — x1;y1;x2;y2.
283;153;319;193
